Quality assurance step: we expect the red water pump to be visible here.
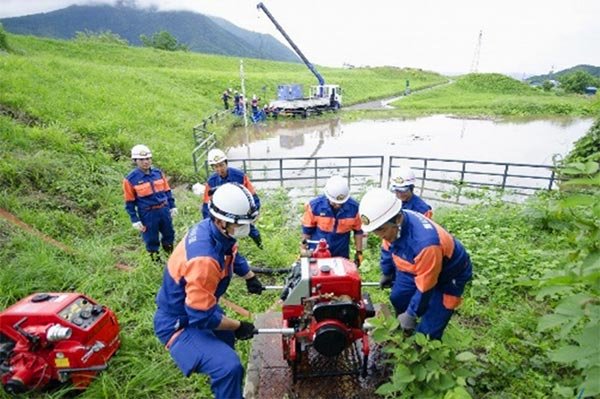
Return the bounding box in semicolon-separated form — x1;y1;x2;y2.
0;293;120;394
268;250;376;380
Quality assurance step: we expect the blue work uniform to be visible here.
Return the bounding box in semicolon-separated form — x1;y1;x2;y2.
402;193;433;219
202;167;261;241
154;219;250;399
380;210;472;339
123;167;175;252
301;195;363;258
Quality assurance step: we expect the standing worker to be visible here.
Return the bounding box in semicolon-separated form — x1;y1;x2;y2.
222;89;231;110
154;183;263;399
359;188;472;339
123;144;177;261
390;166;432;218
301;175;364;266
202;148;263;249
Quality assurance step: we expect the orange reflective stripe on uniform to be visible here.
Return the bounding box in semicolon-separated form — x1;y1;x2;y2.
443;293;463;310
181;257;222;311
392;253;416;274
432;223;455;258
314;215;335;233
301;203;316;227
153;178;168;193
413;246;443;292
336;216;361;234
134;182;153;197
203;183;212;205
424;209;433;219
123;179;136;202
161;172;171;191
243;175;256;194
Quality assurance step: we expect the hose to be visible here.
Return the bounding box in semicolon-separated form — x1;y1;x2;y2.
250;267;291;275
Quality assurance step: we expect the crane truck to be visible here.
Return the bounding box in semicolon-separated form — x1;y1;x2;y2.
257;2;342;117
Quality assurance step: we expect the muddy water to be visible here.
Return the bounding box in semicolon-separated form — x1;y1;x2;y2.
224;115;593;165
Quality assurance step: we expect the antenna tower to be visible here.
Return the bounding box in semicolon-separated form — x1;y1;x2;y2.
470;30;483;73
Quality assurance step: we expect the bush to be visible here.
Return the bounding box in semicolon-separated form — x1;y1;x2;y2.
139;30;188;52
0;23;11;52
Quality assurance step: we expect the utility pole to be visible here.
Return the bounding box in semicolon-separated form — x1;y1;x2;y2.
470;30;483;73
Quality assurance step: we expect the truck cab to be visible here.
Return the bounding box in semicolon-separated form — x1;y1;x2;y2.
310;84;342;109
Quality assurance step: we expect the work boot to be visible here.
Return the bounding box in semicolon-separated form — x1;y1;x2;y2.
148;251;162;263
250;233;263;250
162;243;174;254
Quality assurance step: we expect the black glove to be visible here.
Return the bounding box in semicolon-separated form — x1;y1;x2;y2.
246;276;263;294
379;274;394;289
354;250;363;267
234;321;257;340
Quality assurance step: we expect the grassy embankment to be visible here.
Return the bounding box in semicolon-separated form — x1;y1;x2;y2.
389;73;600;117
1;32;598;398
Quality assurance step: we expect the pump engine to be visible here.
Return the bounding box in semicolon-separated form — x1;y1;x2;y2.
278;254;375;379
0;293;120;394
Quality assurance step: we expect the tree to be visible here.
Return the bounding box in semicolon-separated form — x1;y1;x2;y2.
541;80;554;91
74;30;128;46
558;71;600;94
139;30;188;52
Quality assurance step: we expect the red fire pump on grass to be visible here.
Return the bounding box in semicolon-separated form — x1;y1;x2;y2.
0;293;120;394
260;239;376;381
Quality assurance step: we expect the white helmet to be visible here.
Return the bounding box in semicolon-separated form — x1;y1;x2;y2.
209;183;258;224
131;144;152;159
390;166;416;191
324;175;349;204
207;148;227;166
359;188;402;233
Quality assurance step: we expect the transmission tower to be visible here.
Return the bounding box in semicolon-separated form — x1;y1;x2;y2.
470;30;483;73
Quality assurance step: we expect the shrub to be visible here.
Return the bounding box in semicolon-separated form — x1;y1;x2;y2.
0;23;11;52
74;29;129;46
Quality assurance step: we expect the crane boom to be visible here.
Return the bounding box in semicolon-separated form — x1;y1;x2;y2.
257;2;325;86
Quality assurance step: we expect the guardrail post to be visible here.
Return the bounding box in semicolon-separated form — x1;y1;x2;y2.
548;169;556;190
501;164;509;191
279;159;284;187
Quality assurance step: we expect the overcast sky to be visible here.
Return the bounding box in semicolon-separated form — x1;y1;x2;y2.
1;0;599;75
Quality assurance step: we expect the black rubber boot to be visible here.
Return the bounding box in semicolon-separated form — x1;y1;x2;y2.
149;251;161;263
162;243;174;254
251;233;263;250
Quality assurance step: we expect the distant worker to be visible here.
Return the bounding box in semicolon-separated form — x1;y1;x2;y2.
123;144;177;261
301;175;363;266
202;148;263;249
222;89;231;110
390;166;432;218
233;91;241;114
359;188;472;339
251;94;259;113
154;183;263;399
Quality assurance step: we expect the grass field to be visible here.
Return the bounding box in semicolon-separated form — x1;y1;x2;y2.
1;32;598;398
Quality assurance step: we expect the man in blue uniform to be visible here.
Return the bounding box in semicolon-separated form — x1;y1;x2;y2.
202;148;263;249
390;166;432;218
154;183;264;399
359;188;472;339
301;175;364;266
123;144;177;261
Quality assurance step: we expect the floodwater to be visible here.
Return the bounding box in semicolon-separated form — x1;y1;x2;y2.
224;115;594;165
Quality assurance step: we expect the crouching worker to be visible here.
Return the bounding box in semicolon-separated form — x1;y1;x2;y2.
154;183;264;399
359;188;472;339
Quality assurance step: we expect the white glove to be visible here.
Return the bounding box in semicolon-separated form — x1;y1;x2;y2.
170;208;178;217
132;222;145;232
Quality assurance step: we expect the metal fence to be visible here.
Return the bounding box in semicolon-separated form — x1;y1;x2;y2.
227;155;385;200
388;156;557;205
191;110;229;174
221;155;557;205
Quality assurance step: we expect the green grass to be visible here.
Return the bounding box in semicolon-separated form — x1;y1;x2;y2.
0;32;598;398
391;73;599;117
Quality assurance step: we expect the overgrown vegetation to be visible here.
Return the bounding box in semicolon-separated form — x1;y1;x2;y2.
0;23;10;52
74;29;129;46
558;71;600;94
0;32;598;398
140;30;188;52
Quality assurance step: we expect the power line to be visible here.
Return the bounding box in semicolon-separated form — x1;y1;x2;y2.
470;30;483;73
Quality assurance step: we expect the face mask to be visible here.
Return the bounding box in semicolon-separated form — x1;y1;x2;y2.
230;224;250;239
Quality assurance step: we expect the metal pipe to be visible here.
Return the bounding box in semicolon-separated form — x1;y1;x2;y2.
256;328;295;335
361;282;380;287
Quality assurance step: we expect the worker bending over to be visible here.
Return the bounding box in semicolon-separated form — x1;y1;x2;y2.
154;183;263;399
359;188;472;339
301;175;364;266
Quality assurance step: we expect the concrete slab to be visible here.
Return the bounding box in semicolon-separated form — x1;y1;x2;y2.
244;310;391;399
